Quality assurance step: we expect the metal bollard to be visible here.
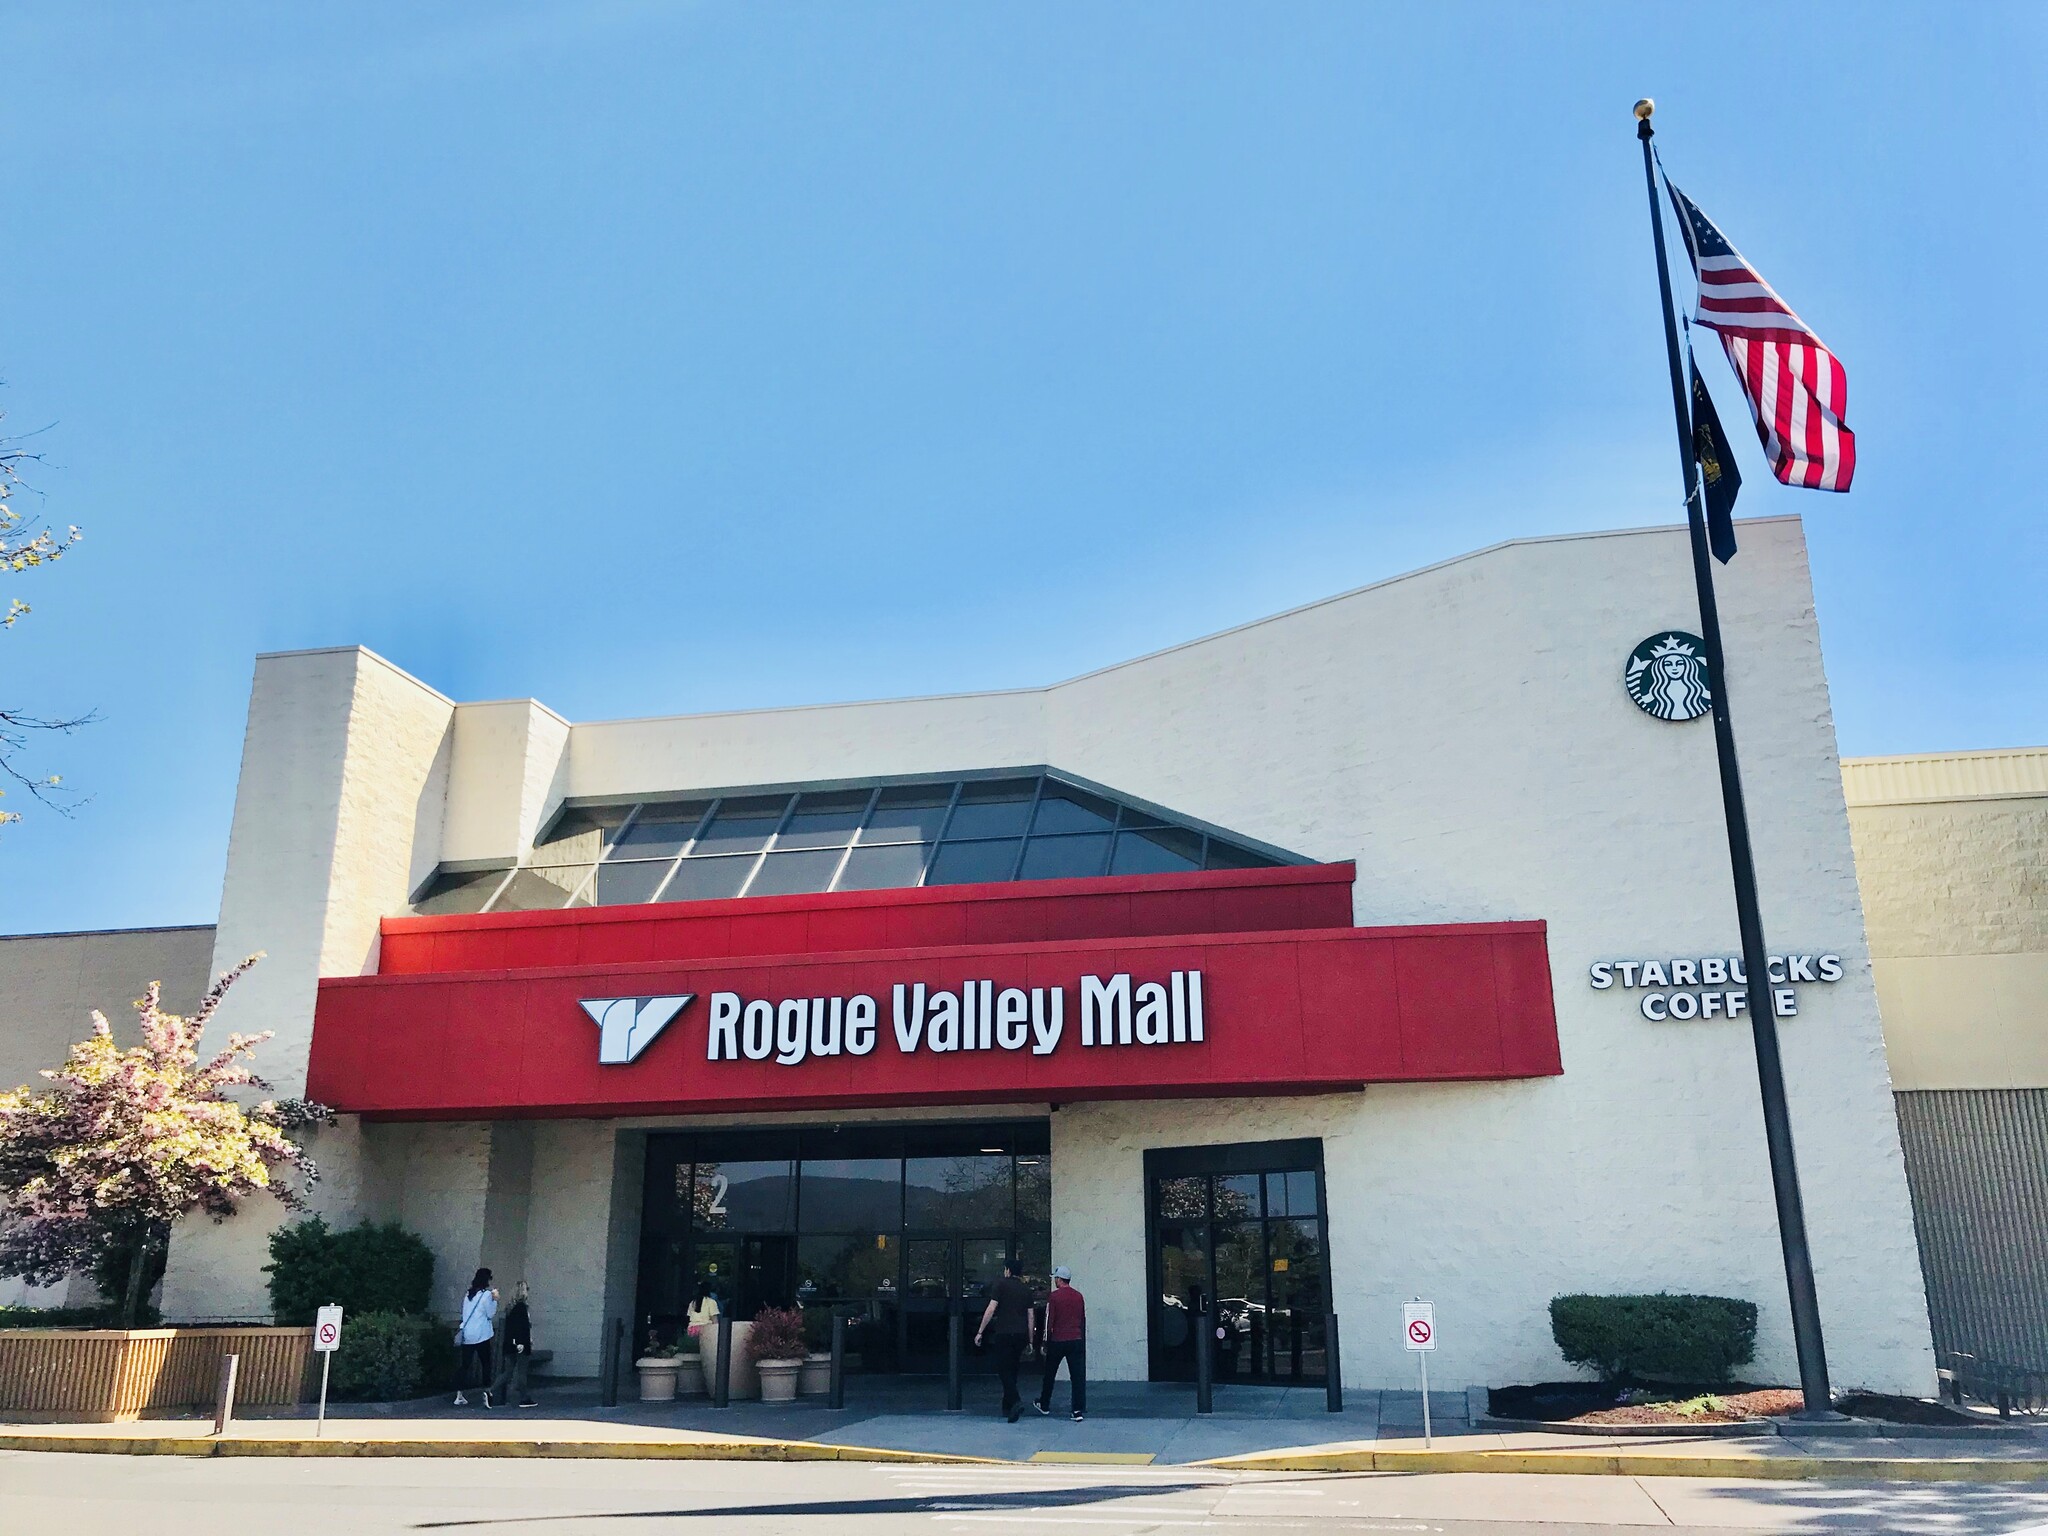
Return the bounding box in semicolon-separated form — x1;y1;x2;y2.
212;1353;240;1437
1194;1312;1214;1414
946;1308;964;1411
1324;1312;1343;1412
713;1310;733;1408
600;1318;622;1407
828;1312;846;1410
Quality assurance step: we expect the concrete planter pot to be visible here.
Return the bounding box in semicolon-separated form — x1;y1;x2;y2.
635;1357;680;1402
673;1354;706;1397
755;1358;803;1403
798;1352;832;1396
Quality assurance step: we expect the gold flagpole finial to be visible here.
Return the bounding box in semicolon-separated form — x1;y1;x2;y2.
1633;99;1655;122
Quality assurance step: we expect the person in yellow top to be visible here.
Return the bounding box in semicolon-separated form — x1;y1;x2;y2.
686;1280;720;1338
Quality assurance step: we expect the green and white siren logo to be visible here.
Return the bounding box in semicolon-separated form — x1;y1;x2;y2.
1625;632;1712;721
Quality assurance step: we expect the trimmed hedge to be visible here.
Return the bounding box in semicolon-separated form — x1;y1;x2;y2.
264;1217;435;1325
0;1304;145;1330
330;1311;460;1401
1550;1293;1758;1383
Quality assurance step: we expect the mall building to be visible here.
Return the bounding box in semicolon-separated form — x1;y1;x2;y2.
2;518;1951;1394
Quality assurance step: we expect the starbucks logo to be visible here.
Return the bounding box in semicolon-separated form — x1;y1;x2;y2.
1625;632;1712;721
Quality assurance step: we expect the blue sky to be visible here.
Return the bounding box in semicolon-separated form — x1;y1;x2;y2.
2;3;2041;932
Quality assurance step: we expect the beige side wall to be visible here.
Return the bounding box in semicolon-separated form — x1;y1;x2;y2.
0;926;216;1308
1845;748;2048;1092
159;648;457;1322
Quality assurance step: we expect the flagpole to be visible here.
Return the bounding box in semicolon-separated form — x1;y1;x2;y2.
1634;98;1836;1419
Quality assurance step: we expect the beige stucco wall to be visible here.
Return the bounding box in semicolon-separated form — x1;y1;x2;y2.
0;925;215;1308
159;647;457;1323
1845;748;2048;1092
159;518;1938;1392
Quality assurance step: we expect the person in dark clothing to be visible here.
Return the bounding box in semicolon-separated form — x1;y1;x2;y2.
1034;1266;1086;1420
974;1257;1037;1422
491;1281;539;1408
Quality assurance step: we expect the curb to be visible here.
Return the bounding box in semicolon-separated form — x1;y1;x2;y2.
1198;1446;2048;1482
4;1430;2046;1480
0;1432;1001;1465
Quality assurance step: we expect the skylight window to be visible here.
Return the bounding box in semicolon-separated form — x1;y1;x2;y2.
410;770;1297;916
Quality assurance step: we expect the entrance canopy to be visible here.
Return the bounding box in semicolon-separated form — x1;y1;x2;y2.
309;862;1561;1119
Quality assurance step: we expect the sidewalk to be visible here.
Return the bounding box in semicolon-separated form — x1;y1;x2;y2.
5;1377;2046;1479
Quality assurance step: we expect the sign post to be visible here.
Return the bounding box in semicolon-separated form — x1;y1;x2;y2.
1403;1301;1436;1447
313;1305;344;1438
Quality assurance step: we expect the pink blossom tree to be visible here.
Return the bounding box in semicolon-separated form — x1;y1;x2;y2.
0;954;330;1323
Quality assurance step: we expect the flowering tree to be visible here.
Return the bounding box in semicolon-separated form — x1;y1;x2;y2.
0;954;331;1323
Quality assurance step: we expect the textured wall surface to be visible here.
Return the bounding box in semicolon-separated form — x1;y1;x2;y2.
159;648;455;1323
1845;748;2047;1091
0;926;215;1308
168;520;1935;1391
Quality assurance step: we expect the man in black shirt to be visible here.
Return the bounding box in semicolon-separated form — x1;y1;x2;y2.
974;1258;1037;1422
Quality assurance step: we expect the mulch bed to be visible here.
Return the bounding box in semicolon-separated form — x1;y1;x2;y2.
1490;1381;1981;1427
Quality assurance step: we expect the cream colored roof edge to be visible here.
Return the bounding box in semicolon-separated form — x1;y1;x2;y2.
567;515;1803;732
1842;746;2048;806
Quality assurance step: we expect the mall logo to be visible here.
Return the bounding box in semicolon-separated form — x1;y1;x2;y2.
579;994;695;1065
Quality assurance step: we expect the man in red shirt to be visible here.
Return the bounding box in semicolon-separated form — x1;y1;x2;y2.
1034;1265;1086;1420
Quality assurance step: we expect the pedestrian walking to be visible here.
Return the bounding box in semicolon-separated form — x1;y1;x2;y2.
453;1267;498;1407
974;1257;1036;1422
491;1280;540;1409
1034;1265;1086;1420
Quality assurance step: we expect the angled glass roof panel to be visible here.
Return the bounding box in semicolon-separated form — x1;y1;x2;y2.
943;778;1038;840
415;767;1305;914
777;789;872;850
695;795;791;854
1032;784;1117;835
612;801;712;860
862;785;953;844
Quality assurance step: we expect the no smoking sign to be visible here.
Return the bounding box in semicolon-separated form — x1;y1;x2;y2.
1403;1302;1435;1351
314;1304;345;1354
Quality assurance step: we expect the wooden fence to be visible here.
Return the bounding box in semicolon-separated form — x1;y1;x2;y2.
0;1326;312;1422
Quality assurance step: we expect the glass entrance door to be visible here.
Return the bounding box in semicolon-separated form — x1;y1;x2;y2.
901;1235;1010;1373
1144;1147;1330;1385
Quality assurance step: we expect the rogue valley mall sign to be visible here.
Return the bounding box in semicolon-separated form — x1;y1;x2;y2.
307;864;1565;1118
585;972;1208;1068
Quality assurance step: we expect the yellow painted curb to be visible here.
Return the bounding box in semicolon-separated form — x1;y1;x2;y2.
0;1432;1002;1465
1198;1447;2048;1482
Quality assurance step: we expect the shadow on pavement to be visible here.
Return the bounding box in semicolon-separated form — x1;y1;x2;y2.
415;1480;1215;1527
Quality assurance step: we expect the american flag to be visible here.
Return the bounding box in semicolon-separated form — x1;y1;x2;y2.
1665;180;1856;492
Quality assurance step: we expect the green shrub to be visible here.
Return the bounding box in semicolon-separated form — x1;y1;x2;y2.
1550;1293;1758;1383
416;1317;458;1391
264;1216;435;1324
0;1304;145;1330
330;1311;426;1400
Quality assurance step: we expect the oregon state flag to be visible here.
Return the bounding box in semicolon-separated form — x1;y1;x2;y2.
1690;357;1742;563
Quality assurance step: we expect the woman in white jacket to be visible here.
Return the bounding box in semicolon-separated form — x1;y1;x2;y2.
454;1267;499;1407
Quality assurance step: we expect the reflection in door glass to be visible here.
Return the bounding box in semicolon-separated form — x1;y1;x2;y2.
1211;1223;1265;1382
694;1160;794;1230
1214;1174;1261;1220
1265;1218;1328;1381
905;1155;1010;1228
1157;1176;1207;1219
906;1240;949;1302
1153;1221;1209;1372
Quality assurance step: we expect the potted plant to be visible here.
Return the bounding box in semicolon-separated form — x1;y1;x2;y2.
635;1334;684;1402
673;1342;706;1398
799;1309;833;1397
745;1306;807;1403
